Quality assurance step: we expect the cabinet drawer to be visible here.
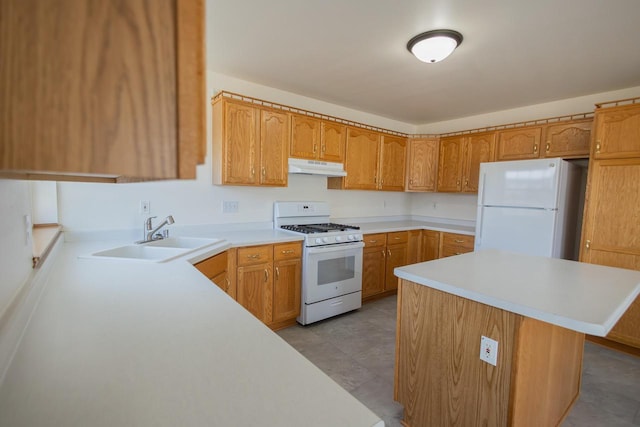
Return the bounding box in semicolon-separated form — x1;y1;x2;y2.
440;244;474;258
195;251;227;279
237;245;273;266
364;233;387;248
387;231;409;245
441;233;475;249
274;241;302;261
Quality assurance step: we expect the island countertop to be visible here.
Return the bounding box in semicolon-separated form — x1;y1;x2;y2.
394;249;640;336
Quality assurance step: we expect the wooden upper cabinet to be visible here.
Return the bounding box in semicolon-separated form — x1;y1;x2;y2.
212;99;288;187
320;122;346;162
543;119;592;159
259;109;289;186
290;115;321;160
406;138;439;192
496;126;543;161
591;104;640;159
462;132;496;193
0;0;205;181
379;136;407;191
438;136;464;192
342;128;380;190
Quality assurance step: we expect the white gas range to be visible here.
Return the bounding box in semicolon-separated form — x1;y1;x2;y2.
274;202;364;325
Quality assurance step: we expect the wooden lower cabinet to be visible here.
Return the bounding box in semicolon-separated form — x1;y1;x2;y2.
227;242;302;330
406;230;422;265
421;230;440;261
194;251;230;294
440;232;475;258
362;245;386;299
396;280;584;427
362;231;408;299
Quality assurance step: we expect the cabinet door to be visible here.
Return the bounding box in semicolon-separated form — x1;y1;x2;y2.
363;247;386;298
320;122;346;162
0;0;204;180
379;135;407;191
437;136;464;192
273;259;301;323
592;104;640;159
440;232;475;258
237;263;273;324
462;133;496;193
580;158;640;347
543;120;592;159
343;128;380;190
407;138;439;192
407;230;422;265
385;243;408;291
259;109;289;186
496;127;543;161
223;102;258;184
421;230;440;262
290;115;321;160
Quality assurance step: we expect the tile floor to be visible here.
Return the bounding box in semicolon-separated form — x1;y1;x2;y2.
277;295;640;427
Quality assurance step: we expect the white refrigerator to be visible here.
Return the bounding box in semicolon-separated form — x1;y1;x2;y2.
474;158;582;259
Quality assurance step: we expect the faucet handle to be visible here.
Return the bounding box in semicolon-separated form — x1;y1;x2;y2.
145;216;157;230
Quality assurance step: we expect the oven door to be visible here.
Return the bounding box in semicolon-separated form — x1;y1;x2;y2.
303;241;364;304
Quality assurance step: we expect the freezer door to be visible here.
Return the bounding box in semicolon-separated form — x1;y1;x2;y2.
478;158;562;209
475;206;558;257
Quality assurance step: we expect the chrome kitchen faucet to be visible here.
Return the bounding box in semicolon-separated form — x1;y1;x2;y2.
137;215;175;243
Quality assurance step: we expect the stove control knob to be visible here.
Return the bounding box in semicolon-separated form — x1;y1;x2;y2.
315;238;323;245
335;236;342;242
322;237;330;243
347;235;355;241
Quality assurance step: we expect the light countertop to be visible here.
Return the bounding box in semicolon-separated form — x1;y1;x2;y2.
394;249;640;336
0;239;382;427
341;219;475;236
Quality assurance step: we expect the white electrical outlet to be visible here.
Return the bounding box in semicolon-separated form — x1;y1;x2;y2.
24;215;32;245
480;336;498;366
222;201;239;214
140;200;150;215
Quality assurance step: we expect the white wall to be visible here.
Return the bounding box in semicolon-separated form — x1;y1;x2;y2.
416;86;640;134
0;181;34;318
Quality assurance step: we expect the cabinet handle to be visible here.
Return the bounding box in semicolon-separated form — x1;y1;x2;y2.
313;144;317;153
456;180;460;186
546;142;550;152
261;167;266;176
533;144;538;153
387;249;391;257
454;239;465;243
281;249;294;254
409;179;414;185
374;176;377;184
394;237;401;240
585;239;591;249
321;144;326;152
251;167;255;176
275;267;280;280
464;179;469;186
264;269;269;282
225;277;230;291
595;141;601;153
382;249;386;258
369;240;377;244
246;254;260;259
455;252;462;255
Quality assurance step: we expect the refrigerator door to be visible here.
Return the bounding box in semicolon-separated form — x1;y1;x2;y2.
478;158;562;209
475;206;558;257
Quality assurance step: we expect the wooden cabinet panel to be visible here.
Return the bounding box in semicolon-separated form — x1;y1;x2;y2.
237;245;273;267
320;122;346;162
544;119;592;159
195;251;229;294
437;136;464;192
273;258;301;323
0;0;204;181
362;247;386;299
407;138;439;192
219;101;258;184
290;115;321;160
343;128;380;190
364;233;387;248
259;109;289;186
387;231;409;245
273;242;302;261
379;135;407;191
211;271;229;294
496;127;543;161
407;230;422;265
462;133;496;193
592;104;640;159
237;263;273;324
385;243;407;291
440;232;475;258
421;230;440;262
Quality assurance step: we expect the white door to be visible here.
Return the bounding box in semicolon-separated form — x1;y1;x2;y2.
478;158;562;209
475;206;558;257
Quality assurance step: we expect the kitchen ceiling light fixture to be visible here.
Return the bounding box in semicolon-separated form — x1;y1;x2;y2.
407;29;463;63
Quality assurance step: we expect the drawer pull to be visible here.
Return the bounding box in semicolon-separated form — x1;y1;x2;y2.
246;254;261;259
281;249;295;254
454;239;465;243
394;237;401;240
369;240;377;243
455;252;462;255
533;144;538;153
546;142;550;152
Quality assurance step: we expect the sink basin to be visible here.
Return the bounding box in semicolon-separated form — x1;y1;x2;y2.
143;237;223;249
81;237;225;263
87;245;189;262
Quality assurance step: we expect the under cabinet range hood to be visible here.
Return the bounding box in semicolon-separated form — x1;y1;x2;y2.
288;158;347;177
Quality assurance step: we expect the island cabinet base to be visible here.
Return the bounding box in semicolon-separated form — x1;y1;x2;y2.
394;280;584;427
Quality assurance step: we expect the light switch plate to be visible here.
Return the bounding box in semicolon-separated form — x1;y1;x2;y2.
222;201;239;214
480;335;498;366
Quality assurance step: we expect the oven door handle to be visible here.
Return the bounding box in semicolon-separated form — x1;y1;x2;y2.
305;241;364;254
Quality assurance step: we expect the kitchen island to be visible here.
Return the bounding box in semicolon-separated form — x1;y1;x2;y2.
394;250;640;427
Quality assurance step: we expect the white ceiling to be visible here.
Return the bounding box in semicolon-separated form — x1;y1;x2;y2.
207;0;640;125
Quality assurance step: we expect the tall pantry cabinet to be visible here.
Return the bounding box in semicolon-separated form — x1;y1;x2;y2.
580;101;640;349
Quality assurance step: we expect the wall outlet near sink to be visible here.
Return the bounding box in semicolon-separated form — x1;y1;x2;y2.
223;201;239;214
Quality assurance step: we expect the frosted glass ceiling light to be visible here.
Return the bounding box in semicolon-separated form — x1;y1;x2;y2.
407;30;463;63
